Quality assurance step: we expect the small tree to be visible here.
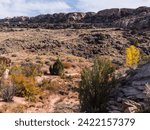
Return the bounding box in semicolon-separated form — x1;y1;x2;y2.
49;58;64;76
79;58;115;112
126;45;140;67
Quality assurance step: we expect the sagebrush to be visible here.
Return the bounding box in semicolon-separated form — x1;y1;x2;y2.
79;58;116;112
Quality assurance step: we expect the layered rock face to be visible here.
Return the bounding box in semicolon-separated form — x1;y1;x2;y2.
0;6;150;29
107;62;150;113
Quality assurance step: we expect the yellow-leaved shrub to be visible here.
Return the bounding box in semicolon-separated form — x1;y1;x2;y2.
11;74;40;101
126;45;140;67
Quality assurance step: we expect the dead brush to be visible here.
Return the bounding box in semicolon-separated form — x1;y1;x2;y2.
0;81;16;102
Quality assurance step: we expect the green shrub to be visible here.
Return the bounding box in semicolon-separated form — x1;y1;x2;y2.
49;58;64;76
79;58;116;112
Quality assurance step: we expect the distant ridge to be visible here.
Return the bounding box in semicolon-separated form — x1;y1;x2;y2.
0;6;150;29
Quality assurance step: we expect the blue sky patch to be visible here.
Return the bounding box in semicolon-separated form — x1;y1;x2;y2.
0;0;149;18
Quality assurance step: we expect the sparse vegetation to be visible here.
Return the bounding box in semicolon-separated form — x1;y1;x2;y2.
0;25;149;113
0;84;15;102
10;63;42;77
79;58;116;112
40;79;56;92
6;63;43;102
11;74;40;101
21;63;42;77
49;58;64;75
128;37;139;46
10;65;22;75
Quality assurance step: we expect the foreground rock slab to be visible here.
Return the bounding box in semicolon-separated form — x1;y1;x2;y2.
107;61;150;113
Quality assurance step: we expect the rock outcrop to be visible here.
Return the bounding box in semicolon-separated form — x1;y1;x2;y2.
0;6;149;29
107;61;150;113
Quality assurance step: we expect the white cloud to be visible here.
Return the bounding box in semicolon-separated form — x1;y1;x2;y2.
76;0;150;12
0;0;149;18
0;0;71;18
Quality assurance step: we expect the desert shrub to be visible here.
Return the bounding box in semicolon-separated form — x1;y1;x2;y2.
128;37;139;46
79;58;116;112
39;79;56;92
21;63;42;77
1;85;16;102
49;58;64;75
11;74;40;101
10;63;42;77
140;53;150;65
126;45;140;67
10;65;22;75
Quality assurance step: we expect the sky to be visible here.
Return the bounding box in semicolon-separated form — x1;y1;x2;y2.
0;0;149;18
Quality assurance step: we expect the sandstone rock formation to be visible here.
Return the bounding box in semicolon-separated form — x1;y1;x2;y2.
107;61;150;113
0;6;149;29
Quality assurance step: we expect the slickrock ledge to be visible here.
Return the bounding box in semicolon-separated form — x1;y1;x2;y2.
107;61;150;113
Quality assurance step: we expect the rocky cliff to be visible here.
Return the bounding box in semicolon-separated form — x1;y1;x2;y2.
0;6;150;29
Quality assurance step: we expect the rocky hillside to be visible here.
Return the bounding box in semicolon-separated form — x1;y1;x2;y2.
0;6;150;113
0;6;150;29
0;28;149;65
